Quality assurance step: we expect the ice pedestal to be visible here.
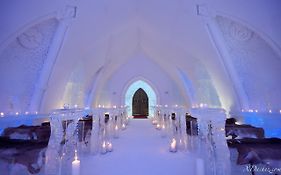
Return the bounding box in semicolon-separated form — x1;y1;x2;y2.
45;109;84;175
191;108;231;175
90;109;101;155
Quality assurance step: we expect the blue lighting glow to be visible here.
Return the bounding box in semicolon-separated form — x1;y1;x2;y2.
125;80;157;117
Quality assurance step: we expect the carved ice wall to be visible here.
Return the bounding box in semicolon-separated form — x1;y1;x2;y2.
0;18;59;113
216;16;281;111
193;60;221;107
62;63;87;108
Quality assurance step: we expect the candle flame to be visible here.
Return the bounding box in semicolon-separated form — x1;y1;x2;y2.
102;142;106;148
170;138;177;152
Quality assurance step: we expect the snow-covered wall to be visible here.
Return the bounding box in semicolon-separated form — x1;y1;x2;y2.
0;18;59;113
216;15;281;113
94;52;187;108
0;0;280;119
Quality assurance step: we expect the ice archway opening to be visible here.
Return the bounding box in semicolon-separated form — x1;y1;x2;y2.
124;80;157;117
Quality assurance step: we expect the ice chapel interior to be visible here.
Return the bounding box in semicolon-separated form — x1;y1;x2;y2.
0;0;281;175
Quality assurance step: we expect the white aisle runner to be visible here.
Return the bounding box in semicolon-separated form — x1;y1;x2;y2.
81;119;196;175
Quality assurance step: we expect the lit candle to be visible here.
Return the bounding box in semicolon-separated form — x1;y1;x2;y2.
107;142;113;152
156;124;161;129
72;158;80;175
122;123;126;129
169;138;177;152
101;141;107;154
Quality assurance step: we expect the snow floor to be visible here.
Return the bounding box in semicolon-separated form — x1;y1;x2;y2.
81;119;196;175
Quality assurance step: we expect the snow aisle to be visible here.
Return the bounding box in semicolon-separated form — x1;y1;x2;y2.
81;119;196;175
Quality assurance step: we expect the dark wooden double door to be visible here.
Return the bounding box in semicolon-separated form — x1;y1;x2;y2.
132;88;149;117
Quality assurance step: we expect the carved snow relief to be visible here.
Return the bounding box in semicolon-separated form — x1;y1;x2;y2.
216;16;281;111
17;28;43;49
229;22;253;42
0;18;59;113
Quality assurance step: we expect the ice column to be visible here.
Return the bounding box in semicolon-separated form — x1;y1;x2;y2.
191;108;231;175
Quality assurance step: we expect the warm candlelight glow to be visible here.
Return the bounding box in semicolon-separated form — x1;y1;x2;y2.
101;141;107;154
107;142;113;152
72;159;80;175
102;141;106;148
169;138;177;152
72;149;80;175
156;123;160;129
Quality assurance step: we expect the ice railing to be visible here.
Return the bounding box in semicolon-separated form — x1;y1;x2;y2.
44;106;129;175
150;105;231;175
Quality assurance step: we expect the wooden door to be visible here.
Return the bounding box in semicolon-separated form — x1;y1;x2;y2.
132;88;149;116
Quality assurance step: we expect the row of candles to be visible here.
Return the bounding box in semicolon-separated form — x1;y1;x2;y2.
0;111;38;116
77;107;129;174
45;107;130;175
151;106;232;175
151;107;215;175
151;106;189;153
241;109;281;113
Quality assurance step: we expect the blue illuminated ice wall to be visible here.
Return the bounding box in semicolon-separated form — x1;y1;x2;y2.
235;112;281;138
125;80;157;117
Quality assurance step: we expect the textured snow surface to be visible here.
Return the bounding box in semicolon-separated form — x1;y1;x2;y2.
81;119;196;175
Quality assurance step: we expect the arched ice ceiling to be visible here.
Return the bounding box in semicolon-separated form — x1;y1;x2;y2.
0;0;280;114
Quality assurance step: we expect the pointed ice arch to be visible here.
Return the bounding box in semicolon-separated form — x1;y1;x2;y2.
124;79;157;117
